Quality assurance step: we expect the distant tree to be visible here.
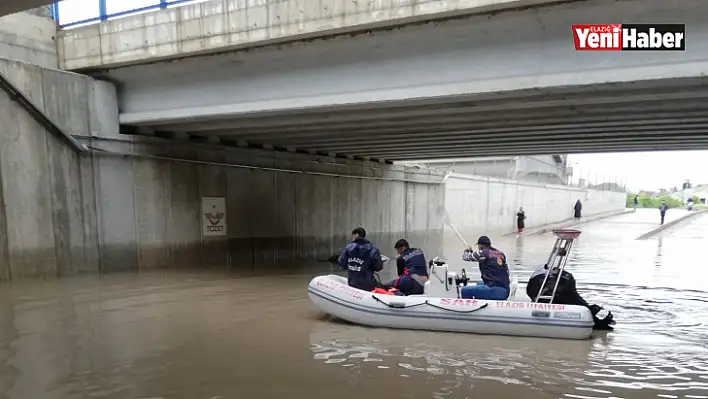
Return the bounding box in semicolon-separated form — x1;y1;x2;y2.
626;193;683;209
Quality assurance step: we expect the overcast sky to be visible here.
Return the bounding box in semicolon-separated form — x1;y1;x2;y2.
569;151;708;192
56;1;705;193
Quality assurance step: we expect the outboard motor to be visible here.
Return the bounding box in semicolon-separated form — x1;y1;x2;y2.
589;304;615;330
424;257;468;298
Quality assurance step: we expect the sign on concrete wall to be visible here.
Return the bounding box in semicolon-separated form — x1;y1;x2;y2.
201;197;227;237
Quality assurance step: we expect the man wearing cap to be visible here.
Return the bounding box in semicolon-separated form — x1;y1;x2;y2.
460;236;511;300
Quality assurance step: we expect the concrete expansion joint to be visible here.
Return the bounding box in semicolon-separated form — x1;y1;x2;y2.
77;136;445;185
88;148;445;184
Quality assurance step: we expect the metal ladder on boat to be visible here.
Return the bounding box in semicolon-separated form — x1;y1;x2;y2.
534;229;582;303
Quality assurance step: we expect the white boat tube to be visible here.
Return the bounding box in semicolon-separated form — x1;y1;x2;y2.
314;229;605;340
308;274;594;340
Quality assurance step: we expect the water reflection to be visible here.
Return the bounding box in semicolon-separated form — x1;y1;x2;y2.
310;317;708;398
310;323;595;382
311;210;708;398
513;234;524;266
0;210;705;399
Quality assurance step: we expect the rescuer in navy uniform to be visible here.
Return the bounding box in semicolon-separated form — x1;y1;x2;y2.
460;236;510;300
385;239;428;295
337;227;383;291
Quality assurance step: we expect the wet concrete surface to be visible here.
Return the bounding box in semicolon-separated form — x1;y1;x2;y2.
1;209;707;399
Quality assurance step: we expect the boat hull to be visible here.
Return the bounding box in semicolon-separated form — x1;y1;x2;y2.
308;274;594;340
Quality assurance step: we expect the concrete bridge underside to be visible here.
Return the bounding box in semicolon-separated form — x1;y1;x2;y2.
103;0;708;161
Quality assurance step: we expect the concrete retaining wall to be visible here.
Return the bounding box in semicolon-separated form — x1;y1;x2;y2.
0;59;97;280
0;58;444;280
87;137;444;274
445;173;626;238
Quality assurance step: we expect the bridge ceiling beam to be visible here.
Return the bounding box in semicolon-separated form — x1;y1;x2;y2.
129;91;708;137
111;0;708;158
122;86;708;158
114;0;708;128
205;121;708;146
346;141;708;161
314;134;708;153
174;112;708;137
143;96;708;132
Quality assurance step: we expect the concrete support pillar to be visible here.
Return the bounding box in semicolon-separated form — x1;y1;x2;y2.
88;80;140;273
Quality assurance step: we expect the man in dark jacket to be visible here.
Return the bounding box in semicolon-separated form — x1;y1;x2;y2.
385;239;428;295
574;200;582;220
660;201;668;225
460;236;510;300
337;227;383;291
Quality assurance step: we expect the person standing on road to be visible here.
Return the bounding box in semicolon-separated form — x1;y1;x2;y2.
516;207;526;234
634;195;639;211
573;200;582;220
659;201;668;225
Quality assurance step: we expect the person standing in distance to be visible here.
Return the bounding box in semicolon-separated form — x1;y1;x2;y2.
573;199;582;221
337;227;383;291
516;207;526;234
659;201;668;225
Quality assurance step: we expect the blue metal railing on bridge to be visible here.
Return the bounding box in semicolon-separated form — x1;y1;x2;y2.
51;0;206;28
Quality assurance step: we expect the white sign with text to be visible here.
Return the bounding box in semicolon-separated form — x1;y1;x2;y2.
201;197;227;237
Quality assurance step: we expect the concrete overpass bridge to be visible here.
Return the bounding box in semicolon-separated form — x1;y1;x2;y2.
49;0;708;162
0;0;636;279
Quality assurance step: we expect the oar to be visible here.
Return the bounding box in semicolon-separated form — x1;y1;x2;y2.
438;206;470;248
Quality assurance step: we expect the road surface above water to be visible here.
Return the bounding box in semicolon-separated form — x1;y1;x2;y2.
0;209;706;399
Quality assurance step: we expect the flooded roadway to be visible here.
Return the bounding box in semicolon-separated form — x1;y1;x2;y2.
1;209;707;399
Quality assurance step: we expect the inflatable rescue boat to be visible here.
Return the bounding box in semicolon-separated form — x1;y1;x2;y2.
308;229;596;340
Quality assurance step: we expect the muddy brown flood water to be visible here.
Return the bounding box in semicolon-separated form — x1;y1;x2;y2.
0;210;707;399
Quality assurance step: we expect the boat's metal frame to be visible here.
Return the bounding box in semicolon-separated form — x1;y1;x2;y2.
534;229;582;304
